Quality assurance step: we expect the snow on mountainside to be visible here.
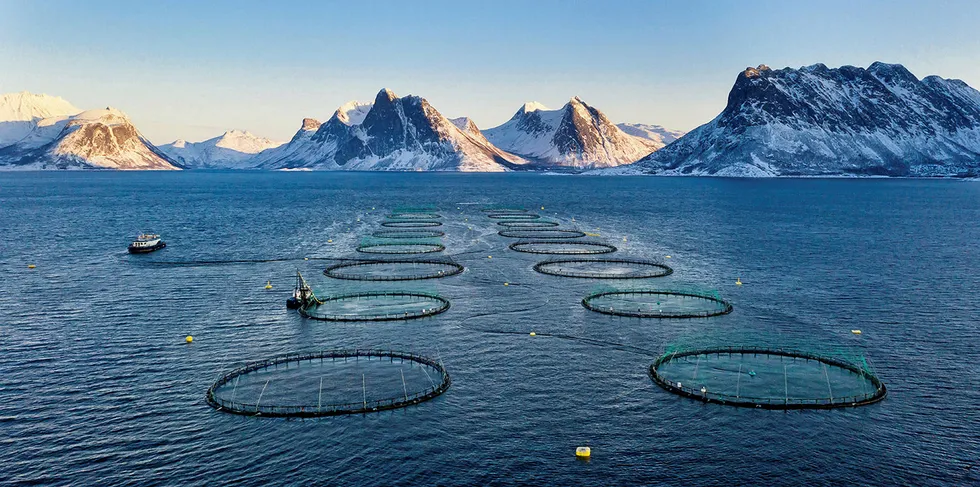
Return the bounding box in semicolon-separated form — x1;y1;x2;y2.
0;91;81;147
616;123;686;146
0;99;179;170
254;89;526;171
160;130;283;169
611;62;980;177
483;97;662;168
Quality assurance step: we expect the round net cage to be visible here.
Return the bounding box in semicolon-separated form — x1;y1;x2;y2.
488;213;541;220
299;291;450;321
649;347;887;409
498;229;587;239
497;220;560;228
582;288;733;318
509;241;617;255
381;220;443;228
534;258;673;279
387;212;442;220
325;259;464;281
481;207;527;213
356;238;445;255
371;229;446;239
206;350;451;417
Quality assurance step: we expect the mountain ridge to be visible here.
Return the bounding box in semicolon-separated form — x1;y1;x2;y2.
608;62;980;177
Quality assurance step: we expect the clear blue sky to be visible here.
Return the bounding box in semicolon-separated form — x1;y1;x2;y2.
2;0;978;143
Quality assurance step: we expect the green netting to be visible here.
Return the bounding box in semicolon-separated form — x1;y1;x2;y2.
299;291;450;321
649;347;886;409
509;241;617;255
534;258;673;279
356;237;445;255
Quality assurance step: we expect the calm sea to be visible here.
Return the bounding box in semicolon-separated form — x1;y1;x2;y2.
1;172;978;486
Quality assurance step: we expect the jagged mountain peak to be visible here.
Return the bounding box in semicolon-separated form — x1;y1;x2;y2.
334;101;372;126
612;61;980;177
484;96;663;168
254;88;525;172
375;88;398;104
519;101;548;115
300;118;321;132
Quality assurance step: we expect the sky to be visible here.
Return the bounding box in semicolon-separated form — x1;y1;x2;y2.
2;0;979;144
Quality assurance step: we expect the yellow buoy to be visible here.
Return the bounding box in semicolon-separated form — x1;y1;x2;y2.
529;332;536;336
736;278;743;286
185;336;193;343
488;255;492;259
27;264;36;269
328;239;333;243
851;329;862;335
265;280;273;290
665;255;671;259
623;237;628;242
304;257;309;261
504;282;509;286
576;446;591;458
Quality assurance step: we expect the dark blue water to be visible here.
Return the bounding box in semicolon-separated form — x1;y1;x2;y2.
1;172;978;486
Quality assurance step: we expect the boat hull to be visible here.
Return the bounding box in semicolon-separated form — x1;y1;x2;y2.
128;241;166;254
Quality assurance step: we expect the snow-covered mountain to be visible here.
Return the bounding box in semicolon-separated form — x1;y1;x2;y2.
610;63;980;177
0;91;81;147
254;89;525;171
616;123;686;146
483;97;662;168
0;97;179;170
160;130;283;169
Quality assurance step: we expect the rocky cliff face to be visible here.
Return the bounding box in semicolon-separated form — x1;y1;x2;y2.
613;62;980;177
0;104;179;170
255;89;526;171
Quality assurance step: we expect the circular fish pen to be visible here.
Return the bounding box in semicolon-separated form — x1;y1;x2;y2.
206;350;451;417
481;207;527;213
381;220;443;228
498;229;587;239
356;242;446;255
387;212;442;220
488;213;540;220
372;229;446;239
582;289;733;318
649;347;887;409
497;220;560;228
534;258;673;279
509;241;617;255
299;291;450;321
325;260;464;281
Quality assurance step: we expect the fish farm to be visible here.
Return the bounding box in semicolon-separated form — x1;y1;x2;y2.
206;350;451;417
509;240;618;255
649;347;887;410
193;201;886;422
299;291;450;321
324;259;465;281
533;258;674;279
498;228;587;239
582;288;733;318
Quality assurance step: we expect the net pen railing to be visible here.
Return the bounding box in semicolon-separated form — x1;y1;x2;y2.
206;350;451;417
649;346;886;410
